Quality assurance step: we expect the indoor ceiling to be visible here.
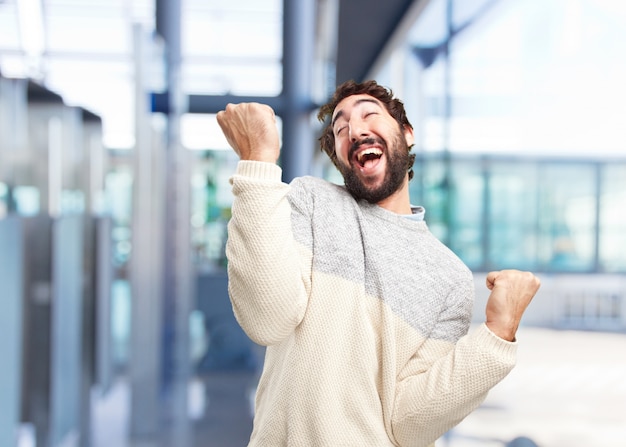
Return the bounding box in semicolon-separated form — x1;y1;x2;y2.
0;0;419;148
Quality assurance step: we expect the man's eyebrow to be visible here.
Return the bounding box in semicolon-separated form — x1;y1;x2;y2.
331;98;382;128
331;110;344;128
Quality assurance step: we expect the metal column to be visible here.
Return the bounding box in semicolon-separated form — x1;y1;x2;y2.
129;24;164;439
280;0;318;182
158;0;194;444
0;217;24;447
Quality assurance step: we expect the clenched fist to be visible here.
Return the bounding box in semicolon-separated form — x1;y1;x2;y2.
484;270;541;341
216;102;280;163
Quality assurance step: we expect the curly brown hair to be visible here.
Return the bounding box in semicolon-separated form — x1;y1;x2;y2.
317;80;416;180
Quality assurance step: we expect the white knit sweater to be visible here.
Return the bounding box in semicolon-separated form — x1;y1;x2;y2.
226;161;517;447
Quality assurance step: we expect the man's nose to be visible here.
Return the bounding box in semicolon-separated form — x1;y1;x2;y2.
348;120;370;142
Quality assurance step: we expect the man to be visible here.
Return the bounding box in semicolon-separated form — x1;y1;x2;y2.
216;80;540;447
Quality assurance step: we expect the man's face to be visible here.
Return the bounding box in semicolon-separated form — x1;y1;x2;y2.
331;94;414;204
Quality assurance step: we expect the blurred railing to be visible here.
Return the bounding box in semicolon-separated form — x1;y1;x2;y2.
473;273;626;333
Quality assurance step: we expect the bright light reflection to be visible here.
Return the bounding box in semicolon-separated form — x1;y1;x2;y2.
181;113;283;151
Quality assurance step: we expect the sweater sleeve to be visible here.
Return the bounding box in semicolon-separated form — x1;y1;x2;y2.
391;323;516;447
225;160;310;346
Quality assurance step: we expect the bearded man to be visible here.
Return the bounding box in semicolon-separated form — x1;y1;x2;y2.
216;80;540;447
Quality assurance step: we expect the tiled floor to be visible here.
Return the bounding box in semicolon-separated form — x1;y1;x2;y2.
92;371;257;447
438;326;626;447
91;327;626;447
192;371;256;447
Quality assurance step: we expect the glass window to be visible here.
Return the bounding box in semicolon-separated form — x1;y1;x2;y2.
190;150;239;269
487;161;539;271
181;0;283;97
444;0;626;158
105;164;134;269
536;163;597;272
447;159;485;269
599;163;626;272
380;0;626;274
0;182;7;218
419;54;449;153
413;156;449;242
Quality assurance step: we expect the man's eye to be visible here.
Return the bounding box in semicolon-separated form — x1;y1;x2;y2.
336;126;346;135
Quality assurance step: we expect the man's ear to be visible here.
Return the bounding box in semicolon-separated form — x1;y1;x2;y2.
403;125;414;147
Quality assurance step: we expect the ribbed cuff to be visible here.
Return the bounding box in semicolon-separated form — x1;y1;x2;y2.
474;322;518;360
234;160;283;182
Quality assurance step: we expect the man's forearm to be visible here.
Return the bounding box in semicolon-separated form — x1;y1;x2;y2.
391;324;516;447
226;161;309;345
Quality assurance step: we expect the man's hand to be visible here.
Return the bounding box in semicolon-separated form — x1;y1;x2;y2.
484;270;541;342
216;102;280;163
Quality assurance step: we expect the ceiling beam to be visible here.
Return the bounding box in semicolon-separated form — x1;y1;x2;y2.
334;0;418;84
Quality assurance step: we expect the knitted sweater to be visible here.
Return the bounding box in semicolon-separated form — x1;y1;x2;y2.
227;161;517;447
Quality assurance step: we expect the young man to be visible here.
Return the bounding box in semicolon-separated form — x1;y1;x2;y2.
216;80;540;447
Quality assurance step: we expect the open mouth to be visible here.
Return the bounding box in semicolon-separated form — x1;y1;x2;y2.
355;147;383;168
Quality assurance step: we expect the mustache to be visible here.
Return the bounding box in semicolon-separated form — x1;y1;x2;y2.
349;137;385;159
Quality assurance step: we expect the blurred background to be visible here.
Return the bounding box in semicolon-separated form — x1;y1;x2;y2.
0;0;625;446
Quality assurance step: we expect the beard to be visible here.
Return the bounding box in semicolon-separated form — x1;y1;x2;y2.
337;133;410;204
